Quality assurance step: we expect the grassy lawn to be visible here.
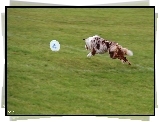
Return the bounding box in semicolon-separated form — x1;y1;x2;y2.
7;8;154;115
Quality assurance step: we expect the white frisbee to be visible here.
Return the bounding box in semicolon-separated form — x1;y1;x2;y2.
50;40;60;51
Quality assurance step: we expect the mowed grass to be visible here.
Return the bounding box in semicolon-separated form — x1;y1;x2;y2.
7;8;154;115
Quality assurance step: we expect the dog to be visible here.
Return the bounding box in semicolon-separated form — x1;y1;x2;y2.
83;35;133;65
83;35;110;57
109;44;133;65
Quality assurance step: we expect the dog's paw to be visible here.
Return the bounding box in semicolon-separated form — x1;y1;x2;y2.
87;53;92;58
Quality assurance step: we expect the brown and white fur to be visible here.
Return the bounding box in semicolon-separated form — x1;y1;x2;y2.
83;35;110;57
100;41;133;65
83;35;133;65
111;44;133;65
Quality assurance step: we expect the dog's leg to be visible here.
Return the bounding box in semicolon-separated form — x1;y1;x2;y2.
91;47;96;56
87;52;92;58
127;60;131;65
125;58;131;65
87;47;96;58
110;52;117;59
120;59;125;64
123;57;131;65
112;51;117;59
117;56;125;64
85;45;88;50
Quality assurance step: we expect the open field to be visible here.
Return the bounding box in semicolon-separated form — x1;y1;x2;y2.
7;8;154;115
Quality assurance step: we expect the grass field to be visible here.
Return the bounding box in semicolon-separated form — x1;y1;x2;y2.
7;8;154;115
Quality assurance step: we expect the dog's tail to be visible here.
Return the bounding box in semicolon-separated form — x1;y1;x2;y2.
121;47;133;56
126;49;133;56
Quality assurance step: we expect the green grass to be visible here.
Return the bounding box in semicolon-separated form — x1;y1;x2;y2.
7;8;154;115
